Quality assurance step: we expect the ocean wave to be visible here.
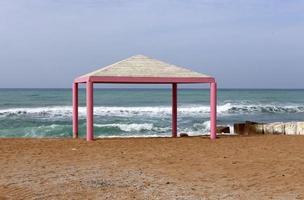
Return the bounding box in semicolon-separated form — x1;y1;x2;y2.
94;123;154;132
218;103;304;114
0;124;72;138
0;121;212;138
0;103;303;119
97;134;171;138
94;123;173;133
95;121;211;134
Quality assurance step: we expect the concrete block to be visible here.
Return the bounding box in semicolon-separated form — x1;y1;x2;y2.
263;123;274;135
244;121;259;135
234;123;245;135
273;122;285;135
248;124;264;134
284;122;297;135
297;122;304;135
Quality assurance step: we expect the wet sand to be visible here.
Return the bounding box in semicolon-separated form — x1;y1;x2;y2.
1;135;304;199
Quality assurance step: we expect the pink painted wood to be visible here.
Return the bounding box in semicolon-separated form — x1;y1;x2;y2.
172;83;178;137
75;76;215;84
72;82;78;138
210;82;217;139
86;81;94;141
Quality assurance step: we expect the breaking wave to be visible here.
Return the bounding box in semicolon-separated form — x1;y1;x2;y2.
94;123;154;132
218;103;304;114
0;124;72;138
0;122;212;138
93;121;211;136
0;102;303;138
0;103;303;119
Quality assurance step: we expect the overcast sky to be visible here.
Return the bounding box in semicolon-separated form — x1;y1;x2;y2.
0;0;303;88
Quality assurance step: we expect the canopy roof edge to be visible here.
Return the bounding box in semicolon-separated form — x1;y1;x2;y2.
75;76;215;84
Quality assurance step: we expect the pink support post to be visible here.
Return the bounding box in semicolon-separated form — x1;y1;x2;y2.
86;81;94;141
172;83;178;137
72;82;79;138
210;82;217;140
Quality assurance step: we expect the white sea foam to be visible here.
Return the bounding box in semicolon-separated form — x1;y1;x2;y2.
94;123;154;132
0;124;72;138
94;122;212;137
93;121;212;135
0;103;303;119
0;120;227;138
97;134;171;138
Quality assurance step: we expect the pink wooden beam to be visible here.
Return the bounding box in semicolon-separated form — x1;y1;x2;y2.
172;83;178;137
74;76;215;84
86;81;94;141
210;82;217;139
72;82;79;138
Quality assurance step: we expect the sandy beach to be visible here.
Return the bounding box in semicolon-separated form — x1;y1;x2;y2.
0;135;304;199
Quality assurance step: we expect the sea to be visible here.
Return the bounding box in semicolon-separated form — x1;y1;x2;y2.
0;88;303;138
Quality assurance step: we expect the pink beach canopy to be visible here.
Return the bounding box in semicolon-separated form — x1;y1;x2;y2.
72;55;217;141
